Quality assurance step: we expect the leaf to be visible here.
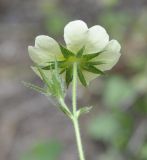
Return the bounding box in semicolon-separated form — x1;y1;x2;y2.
77;67;87;87
36;65;51;88
59;44;74;58
49;62;65;98
83;65;104;74
22;81;47;95
83;51;103;60
59;106;72;119
36;63;65;99
65;66;73;87
76;46;85;57
77;106;93;117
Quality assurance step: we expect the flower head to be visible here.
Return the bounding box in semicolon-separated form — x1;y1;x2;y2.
28;20;121;86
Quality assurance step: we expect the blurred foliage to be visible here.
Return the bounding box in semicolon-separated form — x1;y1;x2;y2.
88;111;133;150
20;140;62;160
45;12;68;36
99;149;124;160
134;97;147;115
88;75;147;160
139;144;147;160
99;11;132;41
41;0;69;37
98;0;120;8
88;62;147;160
103;76;136;109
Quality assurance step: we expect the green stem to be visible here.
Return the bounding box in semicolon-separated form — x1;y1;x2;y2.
72;63;85;160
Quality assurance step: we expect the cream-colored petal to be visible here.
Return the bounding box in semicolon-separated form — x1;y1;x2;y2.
85;25;109;53
96;40;121;71
28;46;52;65
35;35;61;54
64;20;88;52
28;45;63;66
28;35;62;65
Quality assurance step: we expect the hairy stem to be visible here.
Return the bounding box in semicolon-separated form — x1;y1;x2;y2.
72;63;85;160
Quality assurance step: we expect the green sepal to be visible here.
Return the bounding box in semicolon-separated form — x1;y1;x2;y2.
77;67;87;87
66;66;73;87
41;61;65;70
22;81;47;95
83;64;104;75
76;46;85;57
59;44;74;58
87;61;105;66
41;63;55;70
77;106;93;118
83;51;103;60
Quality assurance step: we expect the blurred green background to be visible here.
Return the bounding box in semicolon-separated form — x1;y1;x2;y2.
0;0;147;160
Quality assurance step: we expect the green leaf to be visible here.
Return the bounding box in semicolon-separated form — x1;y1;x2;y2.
49;62;65;98
59;106;72;119
83;51;103;60
59;44;74;58
77;67;87;87
83;65;104;74
22;81;47;95
77;106;93;117
36;62;65;99
65;66;73;87
36;65;51;88
76;46;85;57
